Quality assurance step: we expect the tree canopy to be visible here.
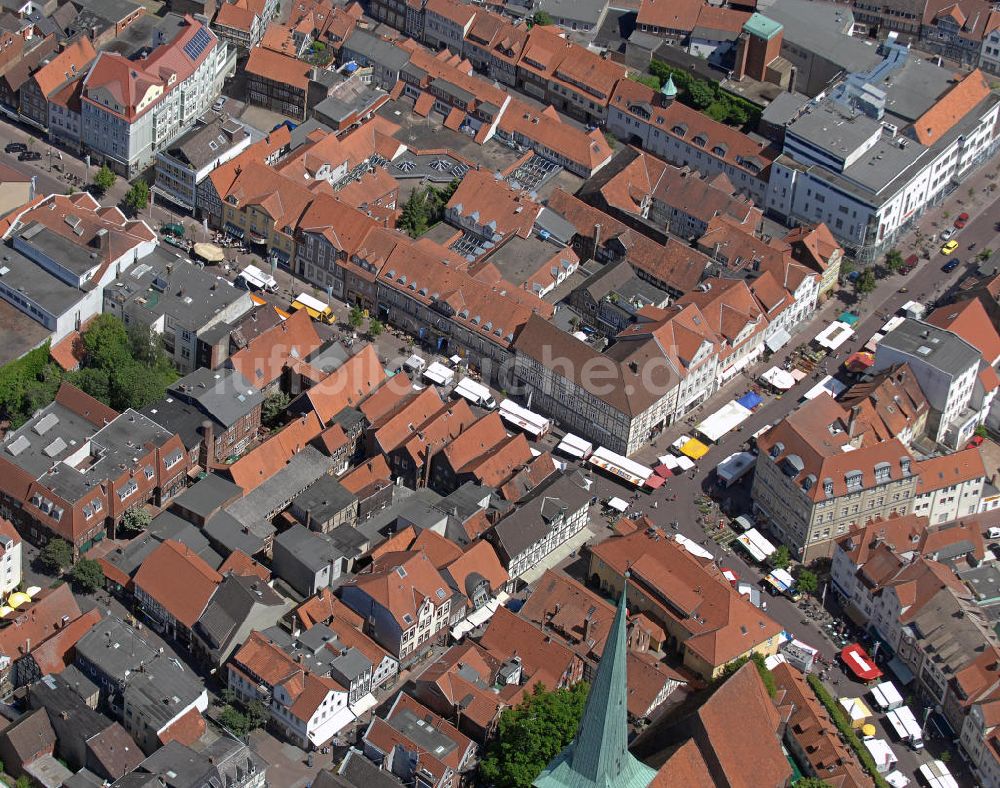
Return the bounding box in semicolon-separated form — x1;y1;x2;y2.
39;539;73;574
123;180;150;215
479;682;589;788
397;180;459;237
647;61;760;128
71;558;105;592
770;544;790;570
93;164;116;193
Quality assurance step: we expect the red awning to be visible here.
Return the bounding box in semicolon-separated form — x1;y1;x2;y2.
845;351;875;372
654;464;673;478
645;474;666;489
840;643;883;681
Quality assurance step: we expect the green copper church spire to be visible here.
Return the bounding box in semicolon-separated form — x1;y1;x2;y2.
532;580;656;788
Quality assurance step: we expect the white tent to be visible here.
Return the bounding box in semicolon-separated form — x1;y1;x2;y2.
735;527;776;563
675;455;695;471
815;320;854;350
695;401;753;442
674;534;713;560
863;739;897;773
589;447;653;487
870;681;903;711
918;761;959;788
761;366;796;390
607;496;629;512
557;433;594;459
404;354;426;371
716;451;755;487
499;399;552;437
658;454;680;470
423;361;455;386
839;696;870;725
803;375;847;400
885;771;910;787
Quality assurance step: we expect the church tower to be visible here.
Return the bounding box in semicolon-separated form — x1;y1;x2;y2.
533;581;656;788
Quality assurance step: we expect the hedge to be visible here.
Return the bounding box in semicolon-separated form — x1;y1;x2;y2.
807;673;890;788
648;60;762;129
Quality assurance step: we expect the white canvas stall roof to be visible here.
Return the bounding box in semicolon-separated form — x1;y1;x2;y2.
882;315;906;333
607;496;629;512
675;456;695;471
454;377;493;403
716;451;755;483
695;401;753;442
499;399;551;437
863;739;897;770
839;696;869;722
557;433;593;459
918;762;958;788
674;534;713;560
404;354;426;371
735;527;776;562
803;375;847;400
885;771;910;787
761;367;795;390
769;567;795;588
872;681;903;709
589;446;652;486
815;320;854;350
423;362;455;386
658;454;680;469
865;332;884;352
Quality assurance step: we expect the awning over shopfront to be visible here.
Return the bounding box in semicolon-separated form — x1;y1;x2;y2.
588;447;652;487
886;656;915;686
765;328;792;353
224;222;245;239
761;367;796;390
840;643;883;682
735;527;777;563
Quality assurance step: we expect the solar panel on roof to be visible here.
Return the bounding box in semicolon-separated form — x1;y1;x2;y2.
183;27;212;61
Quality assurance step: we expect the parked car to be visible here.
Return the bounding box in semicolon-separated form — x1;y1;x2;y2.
942;258;959;272
212;96;227;111
4;142;25;153
940;228;955;242
17;151;40;161
954;212;970;229
941;240;959;255
901;254;918;274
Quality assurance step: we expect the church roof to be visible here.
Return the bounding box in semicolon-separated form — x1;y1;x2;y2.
532;581;656;788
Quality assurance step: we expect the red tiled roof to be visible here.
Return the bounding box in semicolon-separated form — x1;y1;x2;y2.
637;0;703;31
133;540;222;628
915;447;987;493
301;343;386;424
219;549;271;581
228;309;322;390
245;46;312;90
340;456;391;494
30;607;102;675
292;587;364;630
0;585;85;663
343;550;451;628
478;606;580;690
225;411;323;492
926;297;1000;363
158;706;207;747
441;541;508;606
913;68;992;145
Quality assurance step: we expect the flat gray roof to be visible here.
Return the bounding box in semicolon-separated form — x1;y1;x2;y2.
292;475;357;525
274;523;345;573
0;245;89;316
162;114;250;171
105;248;249;330
758;0;881;73
877;319;981;378
167;366;262;429
170;474;243;519
538;0;607;25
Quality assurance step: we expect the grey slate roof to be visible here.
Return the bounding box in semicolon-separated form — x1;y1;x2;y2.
342;29;410;71
203;510;274;557
490;472;592;560
274;524;346;573
195;573;285;651
876;319;981;377
225;446;335;526
148;511;224;568
170;474;243;520
166;367;262;429
315;748;405;788
292;475;358;525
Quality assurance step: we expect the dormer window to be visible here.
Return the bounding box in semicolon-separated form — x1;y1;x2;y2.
845;470;863;491
712;145;727;157
900;457;911;475
874;461;891;484
823;478;834;497
692;135;707;147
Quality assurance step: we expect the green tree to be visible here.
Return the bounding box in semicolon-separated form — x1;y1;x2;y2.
398;189;431;237
261;390;290;428
479;682;589;788
39;539;73;574
348;306;365;329
839;258;856;282
855;268;877;295
532;10;554;25
83;314;131;372
885;249;904;273
770;544;790;570
725;100;750;127
22;363;63;416
796;568;819;595
219;697;268;737
15;776;31;788
69;367;111;403
685;79;716;109
717;652;777;697
127;323;169;368
219;705;251;736
123;180;150;214
0;343;53;427
71;558;105;593
368;319;384;339
979;248;993;262
797;779;833;788
120;507;151;535
109;361;175;412
93;164;116;194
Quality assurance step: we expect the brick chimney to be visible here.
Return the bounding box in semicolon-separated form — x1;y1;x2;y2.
198;420;214;471
848;405;862;439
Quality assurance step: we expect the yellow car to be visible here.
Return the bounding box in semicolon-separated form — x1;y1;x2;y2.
941;240;959;255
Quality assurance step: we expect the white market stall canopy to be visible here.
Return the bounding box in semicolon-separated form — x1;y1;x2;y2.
869;681;903;711
675;455;695;471
423;361;455;386
453;377;495;407
498;399;552;437
674;534;713;560
695;401;753;442
589;446;653;487
761;366;796;390
404;354;426;371
735;527;777;562
815;320;855;350
716;451;755;486
557;433;594;459
803;375;847;401
918;761;958;788
607;496;629;512
658;455;680;470
881;315;906;334
863;739;898;772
